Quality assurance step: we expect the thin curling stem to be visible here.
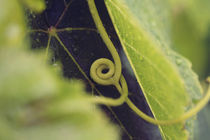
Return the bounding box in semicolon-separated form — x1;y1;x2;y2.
126;82;210;125
92;75;128;106
88;0;128;106
87;0;121;82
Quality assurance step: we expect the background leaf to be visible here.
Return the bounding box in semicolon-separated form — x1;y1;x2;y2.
168;0;210;78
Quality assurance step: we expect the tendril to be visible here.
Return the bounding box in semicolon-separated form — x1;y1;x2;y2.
87;0;210;125
91;75;128;106
90;58;117;85
87;0;129;106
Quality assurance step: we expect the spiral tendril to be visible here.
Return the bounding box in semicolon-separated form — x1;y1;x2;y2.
90;58;117;85
89;57;129;106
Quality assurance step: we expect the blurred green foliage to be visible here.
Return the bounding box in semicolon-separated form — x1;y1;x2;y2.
0;50;119;140
169;0;210;79
0;0;119;139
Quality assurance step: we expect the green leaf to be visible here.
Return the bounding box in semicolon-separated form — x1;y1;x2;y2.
105;0;202;139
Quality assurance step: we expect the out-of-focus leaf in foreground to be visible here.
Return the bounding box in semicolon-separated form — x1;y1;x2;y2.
0;0;119;140
0;0;26;48
20;0;46;12
0;50;119;140
105;0;203;139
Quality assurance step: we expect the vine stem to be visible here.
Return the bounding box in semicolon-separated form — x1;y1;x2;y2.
87;0;210;125
126;84;210;125
91;75;128;106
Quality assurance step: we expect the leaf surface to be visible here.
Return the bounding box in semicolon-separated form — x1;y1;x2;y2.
105;0;203;139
